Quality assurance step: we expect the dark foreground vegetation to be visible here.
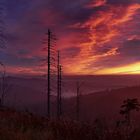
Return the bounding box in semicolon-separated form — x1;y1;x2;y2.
0;100;140;140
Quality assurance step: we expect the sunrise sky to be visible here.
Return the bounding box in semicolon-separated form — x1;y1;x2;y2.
1;0;140;75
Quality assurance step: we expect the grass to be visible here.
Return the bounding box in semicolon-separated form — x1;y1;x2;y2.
0;107;140;140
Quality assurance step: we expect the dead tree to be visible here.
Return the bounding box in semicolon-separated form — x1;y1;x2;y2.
57;50;60;118
76;82;83;121
47;29;51;118
0;63;10;107
59;65;62;116
0;2;8;107
0;62;5;106
0;1;6;48
57;51;62;119
42;29;57;118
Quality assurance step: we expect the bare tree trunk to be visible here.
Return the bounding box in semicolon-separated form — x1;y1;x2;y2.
0;1;6;48
76;82;80;121
0;1;6;107
59;65;62;117
47;29;51;118
0;64;10;107
1;68;6;106
57;50;62;119
57;51;60;118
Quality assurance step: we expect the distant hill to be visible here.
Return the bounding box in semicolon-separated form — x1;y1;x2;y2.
3;76;140;122
63;86;140;122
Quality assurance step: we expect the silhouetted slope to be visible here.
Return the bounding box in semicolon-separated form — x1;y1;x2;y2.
3;76;140;122
63;86;140;121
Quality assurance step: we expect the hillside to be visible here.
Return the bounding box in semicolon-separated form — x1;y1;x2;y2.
63;86;140;122
3;76;140;122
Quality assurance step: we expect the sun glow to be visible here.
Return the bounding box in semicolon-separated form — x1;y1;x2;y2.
96;62;140;75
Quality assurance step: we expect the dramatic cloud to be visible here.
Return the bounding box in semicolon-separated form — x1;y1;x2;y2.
86;0;107;8
65;1;140;74
2;0;140;75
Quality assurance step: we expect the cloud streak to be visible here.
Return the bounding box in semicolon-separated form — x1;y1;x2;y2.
66;1;140;74
3;0;140;75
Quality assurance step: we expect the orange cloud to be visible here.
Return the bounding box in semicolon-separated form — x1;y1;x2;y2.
86;0;107;8
64;3;140;74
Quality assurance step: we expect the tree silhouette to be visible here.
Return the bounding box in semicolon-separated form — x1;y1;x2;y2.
0;1;6;48
42;29;57;118
47;29;51;118
76;82;83;121
57;51;62;119
0;1;7;107
120;98;140;126
0;63;10;106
